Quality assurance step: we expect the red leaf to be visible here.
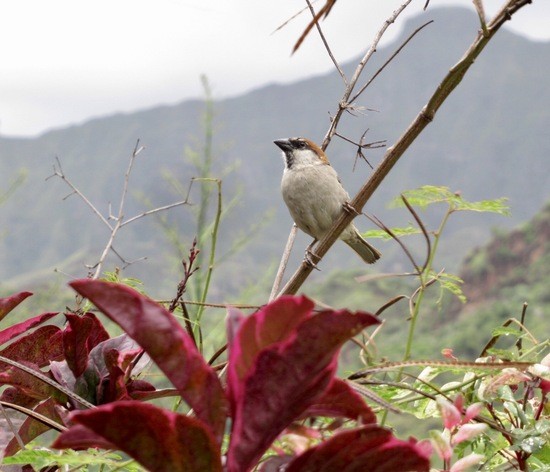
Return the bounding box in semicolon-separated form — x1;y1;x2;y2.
0;325;63;370
228;296;314;395
226;296;380;472
0;291;32;320
53;402;222;472
0;361;66;401
0;312;58;346
4;398;64;456
52;423;116;450
286;425;430;472
69;279;227;442
302;378;376;424
63;313;109;377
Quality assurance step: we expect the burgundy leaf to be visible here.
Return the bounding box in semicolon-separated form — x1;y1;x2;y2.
302;378;376;424
51;335;148;406
286;425;430;472
0;361;66;402
4;398;64;457
0;386;40;409
228;296;314;400
0;312;58;346
52;423;116;450
99;348;134;403
0;291;32;320
226;296;380;472
63;312;109;377
53;402;222;472
126;378;156;398
69;279;227;442
0;325;63;370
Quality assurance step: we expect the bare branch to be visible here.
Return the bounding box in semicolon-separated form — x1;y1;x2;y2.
279;0;534;296
48;141;191;279
349;20;434;104
305;0;347;83
47;156;113;231
269;224;298;301
117;139;144;218
334;129;386;170
120;199;191;227
293;0;337;53
400;195;432;274
271;1;319;35
321;0;414;150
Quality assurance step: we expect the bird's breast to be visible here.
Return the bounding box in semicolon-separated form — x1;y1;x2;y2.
281;165;350;239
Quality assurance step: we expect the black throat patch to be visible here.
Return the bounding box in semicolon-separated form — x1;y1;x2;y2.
285;152;294;169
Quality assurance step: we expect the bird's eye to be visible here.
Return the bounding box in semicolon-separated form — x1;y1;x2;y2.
296;140;307;149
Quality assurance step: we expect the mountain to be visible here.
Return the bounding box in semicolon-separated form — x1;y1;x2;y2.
447;201;550;327
1;6;549;298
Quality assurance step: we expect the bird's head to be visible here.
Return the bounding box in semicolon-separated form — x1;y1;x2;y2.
274;137;329;170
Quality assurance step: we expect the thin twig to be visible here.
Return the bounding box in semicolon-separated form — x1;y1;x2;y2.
271;2;319;35
400;195;432;273
348;359;535;380
208;344;228;366
0;401;67;432
46;156;113;231
269;224;298;301
279;0;533;296
349;20;434;104
120;199;191;227
365;212;421;273
0;355;94;409
92;218;122;279
48;141;192;279
92;141;143;278
0;402;25;449
321;0;414;150
305;0;347;82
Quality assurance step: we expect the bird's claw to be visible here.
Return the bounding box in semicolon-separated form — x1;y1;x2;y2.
342;201;360;216
303;248;321;271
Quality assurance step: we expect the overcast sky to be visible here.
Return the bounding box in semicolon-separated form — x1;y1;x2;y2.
1;0;548;137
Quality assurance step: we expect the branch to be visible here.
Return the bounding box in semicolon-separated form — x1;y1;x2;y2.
305;0;347;82
46;156;113;231
321;0;414;150
48;141;192;279
279;0;533;296
269;224;298;301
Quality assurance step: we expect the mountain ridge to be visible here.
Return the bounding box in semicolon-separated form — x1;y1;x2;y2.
1;6;549;297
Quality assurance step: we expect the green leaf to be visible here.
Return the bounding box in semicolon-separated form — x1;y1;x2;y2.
391;185;510;216
391;185;457;209
439;275;466;303
491;326;524;338
361;225;421;240
452;197;510;215
2;448;143;470
429;271;467;304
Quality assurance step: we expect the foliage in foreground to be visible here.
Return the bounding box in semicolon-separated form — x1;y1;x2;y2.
0;284;430;471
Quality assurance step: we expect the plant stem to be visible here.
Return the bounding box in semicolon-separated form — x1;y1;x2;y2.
402;206;452;361
195;178;222;352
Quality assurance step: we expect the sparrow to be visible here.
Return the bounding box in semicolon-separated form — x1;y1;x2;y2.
274;137;381;264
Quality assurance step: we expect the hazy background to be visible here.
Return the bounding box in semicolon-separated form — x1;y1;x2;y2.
0;0;548;375
1;0;549;137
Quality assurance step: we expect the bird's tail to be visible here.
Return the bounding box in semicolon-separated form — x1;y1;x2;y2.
343;231;381;264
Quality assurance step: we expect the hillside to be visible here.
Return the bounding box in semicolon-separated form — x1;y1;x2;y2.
306;200;550;364
1;6;549;299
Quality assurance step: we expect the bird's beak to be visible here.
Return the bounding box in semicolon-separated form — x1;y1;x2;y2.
274;139;293;152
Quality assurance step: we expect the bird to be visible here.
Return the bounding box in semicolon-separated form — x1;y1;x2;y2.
274;137;381;264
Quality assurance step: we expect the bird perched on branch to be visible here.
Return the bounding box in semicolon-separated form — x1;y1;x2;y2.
274;137;380;264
